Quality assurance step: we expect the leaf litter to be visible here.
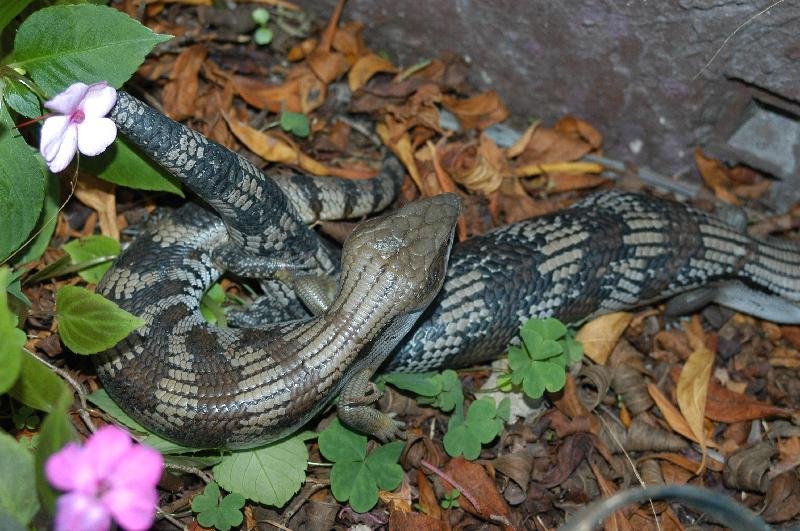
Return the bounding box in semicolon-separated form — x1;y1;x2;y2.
9;0;800;529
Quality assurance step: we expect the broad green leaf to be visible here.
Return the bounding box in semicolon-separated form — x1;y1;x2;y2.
331;460;378;513
62;235;120;283
0;105;45;263
35;407;78;512
8;349;70;413
524;317;567;341
279;111;309;137
12;171;60;267
0;430;39;526
364;440;404;490
318;418;367;462
12;4;171;96
191;482;220;513
82;137;183;196
200;282;227;326
0;0;34;32
0;268;23;393
56;285;144;354
381;372;441;397
87;389;147;432
1;77;41;118
213;434;309;507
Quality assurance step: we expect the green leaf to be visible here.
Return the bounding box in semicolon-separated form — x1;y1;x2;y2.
0;430;39;526
192;482;244;531
82;137;183;196
254;27;273;46
0;268;24;393
318;418;367;462
56;285;144;354
279;111;309;137
520;361;565;399
523;317;567;341
87;389;147;431
431;370;463;412
12;4;171;96
62;235;120;283
364;440;404;490
563;335;584;364
213;434;309;507
35;407;78;512
191;482;220;513
251;8;270;25
200;282;227;326
2;78;41;118
442;398;505;460
0;105;45;263
0;0;34;32
521;330;562;361
12;171;60;267
381;372;441;397
330;460;374;511
8;349;70;413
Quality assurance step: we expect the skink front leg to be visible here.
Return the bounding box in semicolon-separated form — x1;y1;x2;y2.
337;367;405;441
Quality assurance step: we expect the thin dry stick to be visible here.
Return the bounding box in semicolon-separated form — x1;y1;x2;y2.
156;508;187;530
693;0;787;80
597;412;661;531
420;459;481;513
27;349;97;433
164;462;214;484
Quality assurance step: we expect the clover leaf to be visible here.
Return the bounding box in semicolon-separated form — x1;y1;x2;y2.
280;111;310;138
382;369;464;414
505;318;583;399
318;419;404;512
443;397;509;460
191;482;245;531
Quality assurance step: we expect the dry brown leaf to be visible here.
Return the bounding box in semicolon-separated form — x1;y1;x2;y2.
694;148;740;205
507;121;539;158
576;312;633;364
287;37;317;61
377;120;422;190
648;452;724;474
75;174;118;240
442;458;512;527
307;48;350;85
231;75;302;113
543;172;607;194
348;53;398;92
162;44;207;121
332;21;368;63
647;383;717;450
517;126;592;166
415;470;443;521
440;135;506;194
223;113;376;179
441;90;509;130
553;115;603;150
677;327;714;473
588;460;633;531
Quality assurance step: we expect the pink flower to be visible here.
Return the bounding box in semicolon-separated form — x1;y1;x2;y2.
46;425;163;531
39;81;118;173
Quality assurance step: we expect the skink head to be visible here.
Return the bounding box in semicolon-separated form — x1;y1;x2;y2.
338;193;461;314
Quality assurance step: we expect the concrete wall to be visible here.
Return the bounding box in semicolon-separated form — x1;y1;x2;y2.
296;0;799;204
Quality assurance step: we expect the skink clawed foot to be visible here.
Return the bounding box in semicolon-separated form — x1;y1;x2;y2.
337;368;405;441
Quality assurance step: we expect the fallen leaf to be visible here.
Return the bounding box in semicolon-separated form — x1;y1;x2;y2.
538;432;599;487
389;511;449;531
162;44;207;120
348;53;397;91
542;172;607;194
377;119;422;190
287;37;317;61
232;75;302;113
553;115;603;150
75;174;119;240
440;135;506;194
576;312;633;364
647;383;717;450
516;126;593;166
332;21;368;64
676;327;714;473
442;91;509;130
513;161;604;178
507;121;539;159
307;48;350;84
694;148;739;205
442;458;512;526
588;460;633;531
415;470;442;520
648;452;724;473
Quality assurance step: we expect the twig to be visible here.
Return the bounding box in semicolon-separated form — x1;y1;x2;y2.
420;459;481;513
693;0;787;80
281;482;328;524
164;463;214;484
264;520;293;531
156;508;187;530
335;116;382;148
26;349;96;434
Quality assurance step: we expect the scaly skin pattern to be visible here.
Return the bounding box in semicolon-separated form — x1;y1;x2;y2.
96;195;459;448
388;191;800;371
96;92;800;447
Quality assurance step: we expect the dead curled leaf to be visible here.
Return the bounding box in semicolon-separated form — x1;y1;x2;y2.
441;458;512;526
646;383;718;450
162;44;207;121
576;312;633;365
441;90;509;130
75;174;119;240
676;330;714;473
348;53;398;92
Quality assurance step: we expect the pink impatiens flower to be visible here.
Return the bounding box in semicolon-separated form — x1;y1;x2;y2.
45;425;163;531
39;81;118;173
